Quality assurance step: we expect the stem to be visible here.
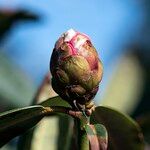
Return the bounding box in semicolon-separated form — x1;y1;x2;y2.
76;118;89;150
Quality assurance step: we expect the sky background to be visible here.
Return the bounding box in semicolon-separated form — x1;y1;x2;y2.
0;0;146;101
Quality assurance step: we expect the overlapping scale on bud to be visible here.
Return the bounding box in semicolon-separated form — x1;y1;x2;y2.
50;29;103;109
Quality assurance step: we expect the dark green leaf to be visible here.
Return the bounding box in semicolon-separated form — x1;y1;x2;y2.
40;96;72;108
0;105;45;148
85;124;108;150
90;106;144;150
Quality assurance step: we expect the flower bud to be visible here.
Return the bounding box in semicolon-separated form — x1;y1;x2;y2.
50;29;103;109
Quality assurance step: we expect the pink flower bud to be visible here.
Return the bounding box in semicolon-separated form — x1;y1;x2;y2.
50;29;103;108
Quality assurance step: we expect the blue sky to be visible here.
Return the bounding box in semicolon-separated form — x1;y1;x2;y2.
0;0;145;100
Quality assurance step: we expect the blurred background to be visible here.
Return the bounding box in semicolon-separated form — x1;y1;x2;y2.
0;0;149;150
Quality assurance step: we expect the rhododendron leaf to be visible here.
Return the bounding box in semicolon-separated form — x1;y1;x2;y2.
91;106;144;150
39;96;72;108
0;106;45;148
